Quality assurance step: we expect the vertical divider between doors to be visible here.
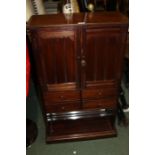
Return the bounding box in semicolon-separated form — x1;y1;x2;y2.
80;26;87;89
76;25;84;109
80;23;87;109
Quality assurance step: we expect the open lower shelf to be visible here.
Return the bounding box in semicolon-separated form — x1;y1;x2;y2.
46;116;117;143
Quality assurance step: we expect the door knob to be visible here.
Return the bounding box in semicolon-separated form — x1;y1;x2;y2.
81;60;86;67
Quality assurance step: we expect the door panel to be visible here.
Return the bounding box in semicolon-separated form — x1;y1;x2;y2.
36;29;79;91
83;28;122;87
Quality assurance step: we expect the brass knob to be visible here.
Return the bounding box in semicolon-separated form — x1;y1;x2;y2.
81;60;86;67
87;3;95;12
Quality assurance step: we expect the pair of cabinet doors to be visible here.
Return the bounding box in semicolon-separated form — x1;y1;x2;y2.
31;25;126;113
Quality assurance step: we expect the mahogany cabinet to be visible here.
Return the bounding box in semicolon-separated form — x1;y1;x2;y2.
28;12;128;143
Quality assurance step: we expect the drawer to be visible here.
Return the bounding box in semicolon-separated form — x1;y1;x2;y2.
82;98;117;110
82;88;116;100
44;90;80;103
45;102;81;113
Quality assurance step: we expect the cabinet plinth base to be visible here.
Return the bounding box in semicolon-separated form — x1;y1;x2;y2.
46;116;117;143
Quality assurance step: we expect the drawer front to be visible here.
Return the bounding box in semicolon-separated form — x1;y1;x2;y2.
82;98;117;110
44;90;81;103
45;102;81;113
82;88;117;100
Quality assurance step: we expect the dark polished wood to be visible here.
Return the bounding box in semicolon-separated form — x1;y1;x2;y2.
28;12;128;28
28;12;128;143
46;116;116;143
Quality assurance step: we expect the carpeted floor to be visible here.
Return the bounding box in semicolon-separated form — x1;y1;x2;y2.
26;81;129;155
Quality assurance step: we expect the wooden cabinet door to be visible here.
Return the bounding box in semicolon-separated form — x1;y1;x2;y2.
81;27;126;89
33;28;80;91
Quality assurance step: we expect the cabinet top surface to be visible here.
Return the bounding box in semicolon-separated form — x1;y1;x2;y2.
28;12;128;28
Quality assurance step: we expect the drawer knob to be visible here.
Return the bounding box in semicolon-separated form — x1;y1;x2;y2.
61;106;65;110
98;91;102;96
60;95;64;99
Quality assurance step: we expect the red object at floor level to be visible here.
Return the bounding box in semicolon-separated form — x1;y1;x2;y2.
26;42;30;97
26;41;38;148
